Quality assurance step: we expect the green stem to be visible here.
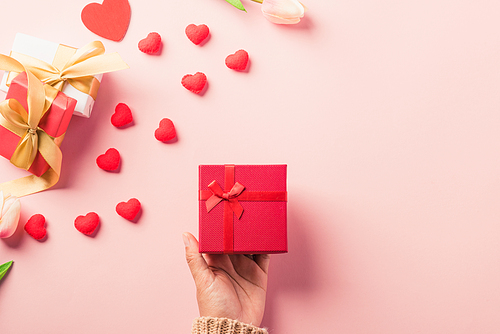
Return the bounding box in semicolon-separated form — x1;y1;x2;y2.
250;0;263;3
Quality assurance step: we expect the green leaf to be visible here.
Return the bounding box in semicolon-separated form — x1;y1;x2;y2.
224;0;246;11
0;261;13;282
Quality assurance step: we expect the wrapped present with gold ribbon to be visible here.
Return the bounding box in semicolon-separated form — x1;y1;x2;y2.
0;33;129;118
0;68;75;197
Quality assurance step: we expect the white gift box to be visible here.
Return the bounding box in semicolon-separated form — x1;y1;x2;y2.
1;34;103;118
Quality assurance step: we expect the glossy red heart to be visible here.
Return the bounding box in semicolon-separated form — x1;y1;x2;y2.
181;72;207;94
225;49;249;71
96;148;121;171
81;0;131;42
116;198;141;221
154;118;177;142
138;32;162;54
24;214;47;240
111;103;133;127
185;24;210;45
74;212;100;236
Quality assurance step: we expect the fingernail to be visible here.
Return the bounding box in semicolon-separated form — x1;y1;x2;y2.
182;233;190;247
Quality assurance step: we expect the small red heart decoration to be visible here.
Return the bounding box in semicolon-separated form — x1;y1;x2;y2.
81;0;131;42
75;212;100;236
111;103;133;127
96;148;121;171
24;214;47;240
225;49;249;71
116;198;141;221
181;72;207;94
185;24;210;45
155;118;177;142
138;32;162;54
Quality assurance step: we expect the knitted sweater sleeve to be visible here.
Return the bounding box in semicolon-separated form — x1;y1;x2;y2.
191;317;269;334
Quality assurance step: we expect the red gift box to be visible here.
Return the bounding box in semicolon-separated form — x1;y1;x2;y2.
0;72;76;177
199;164;288;254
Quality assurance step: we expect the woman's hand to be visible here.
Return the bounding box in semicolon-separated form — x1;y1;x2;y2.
183;232;270;327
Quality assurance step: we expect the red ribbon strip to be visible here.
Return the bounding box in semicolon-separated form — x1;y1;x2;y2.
199;165;288;253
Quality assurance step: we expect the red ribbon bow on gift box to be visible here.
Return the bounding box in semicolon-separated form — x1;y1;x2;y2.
199;164;287;253
205;181;245;219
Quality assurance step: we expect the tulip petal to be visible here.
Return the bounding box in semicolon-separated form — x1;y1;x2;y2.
0;194;21;238
261;0;305;24
262;12;302;24
0;191;5;214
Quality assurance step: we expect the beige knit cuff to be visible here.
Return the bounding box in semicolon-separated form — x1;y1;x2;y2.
191;317;269;334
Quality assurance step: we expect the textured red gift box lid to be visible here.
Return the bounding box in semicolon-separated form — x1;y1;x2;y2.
0;72;76;177
199;164;287;254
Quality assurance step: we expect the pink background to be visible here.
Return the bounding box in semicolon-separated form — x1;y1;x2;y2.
1;0;500;333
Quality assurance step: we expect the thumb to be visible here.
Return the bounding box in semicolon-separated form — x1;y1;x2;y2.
183;232;213;286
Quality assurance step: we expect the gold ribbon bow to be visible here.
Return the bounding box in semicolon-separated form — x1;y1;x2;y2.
0;40;129;96
0;67;63;197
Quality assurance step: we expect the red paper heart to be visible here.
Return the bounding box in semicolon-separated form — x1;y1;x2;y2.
138;32;162;54
96;148;121;171
111;103;133;127
24;214;47;240
225;49;249;71
116;198;141;221
155;118;177;142
75;212;100;236
81;0;131;42
181;72;207;94
185;24;210;45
